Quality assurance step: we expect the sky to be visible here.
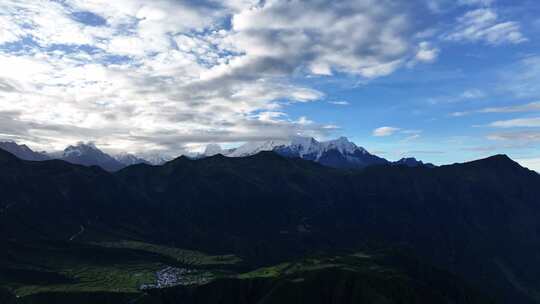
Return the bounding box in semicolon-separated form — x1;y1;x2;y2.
0;0;539;169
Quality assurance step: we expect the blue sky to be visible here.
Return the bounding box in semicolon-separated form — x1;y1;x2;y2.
0;0;539;169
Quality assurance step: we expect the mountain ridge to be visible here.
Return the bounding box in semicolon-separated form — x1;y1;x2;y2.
0;147;538;302
0;137;437;171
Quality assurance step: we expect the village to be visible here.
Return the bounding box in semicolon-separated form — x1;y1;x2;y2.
140;267;213;290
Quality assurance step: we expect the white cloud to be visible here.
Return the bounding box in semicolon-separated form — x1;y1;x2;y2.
445;8;526;45
426;0;493;13
415;41;440;62
227;0;417;78
373;126;401;137
0;0;447;154
457;0;494;6
483;102;540;113
461;89;485;99
430;89;485;104
503;56;540;99
487;131;540;142
451;102;540;117
516;157;540;173
488;118;540;128
328;101;350;106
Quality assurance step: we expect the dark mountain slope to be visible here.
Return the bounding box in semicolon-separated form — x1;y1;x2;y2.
116;152;540;303
0;149;152;242
2;148;540;302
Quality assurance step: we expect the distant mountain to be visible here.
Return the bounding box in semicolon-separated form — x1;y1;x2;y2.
203;136;390;169
53;142;125;172
142;154;175;166
0;141;49;161
114;153;150;166
0;139;434;171
394;157;436;168
203;144;235;157
201;136;436;169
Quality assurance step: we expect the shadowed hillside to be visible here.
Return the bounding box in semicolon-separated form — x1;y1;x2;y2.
1;148;540;303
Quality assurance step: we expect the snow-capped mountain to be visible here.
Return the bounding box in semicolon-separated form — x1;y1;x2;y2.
114;153;150;166
0;139;435;171
276;136;389;169
139;154;174;166
227;139;291;157
54;142;125;172
203;136;390;169
0;141;49;161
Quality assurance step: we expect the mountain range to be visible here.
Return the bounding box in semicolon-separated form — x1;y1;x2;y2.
0;137;433;172
0;142;49;161
0;146;539;303
206;136;393;169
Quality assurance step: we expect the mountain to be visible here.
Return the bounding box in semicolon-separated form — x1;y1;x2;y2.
0;139;434;171
202;136;435;169
203;136;390;169
203;144;235;157
0;141;49;161
1;147;540;302
52;143;126;172
394;157;436;168
114;153;540;304
114;153;150;166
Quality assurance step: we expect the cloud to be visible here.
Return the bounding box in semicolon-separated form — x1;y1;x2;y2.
430;88;485;104
0;0;465;154
502;56;540;99
227;1;437;78
516;157;540;173
487;131;540;142
451;101;540;117
488;117;540;128
461;89;485;99
457;0;494;6
425;0;492;14
483;102;540;113
402;134;421;142
414;41;440;63
328;101;350;106
445;8;526;45
373;126;401;137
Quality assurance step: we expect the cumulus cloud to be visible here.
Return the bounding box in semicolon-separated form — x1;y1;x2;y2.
0;0;443;154
445;8;526;45
228;0;420;78
373;126;401;137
